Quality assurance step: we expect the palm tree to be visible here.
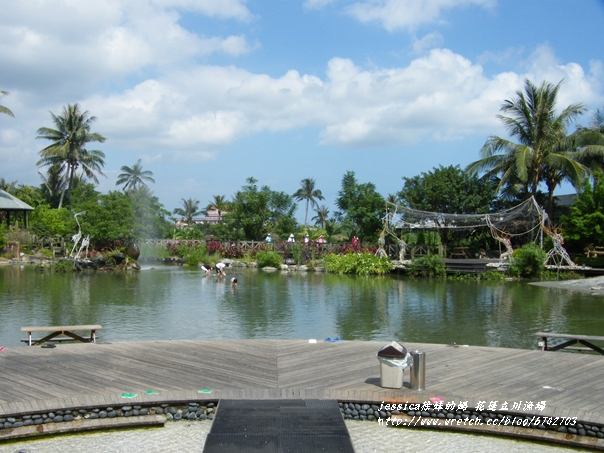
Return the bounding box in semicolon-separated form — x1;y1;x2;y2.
312;205;329;230
36;104;106;208
466;79;589;217
575;106;604;174
173;198;204;227
206;195;229;221
0;178;18;194
293;178;324;225
0;91;14;117
116;159;155;192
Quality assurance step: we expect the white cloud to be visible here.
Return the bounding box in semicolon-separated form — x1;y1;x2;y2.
346;0;495;32
412;32;444;54
152;0;255;21
0;0;257;98
303;0;338;11
78;45;601;156
1;0;602;190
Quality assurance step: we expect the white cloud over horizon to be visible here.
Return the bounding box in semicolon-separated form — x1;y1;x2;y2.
1;0;603;211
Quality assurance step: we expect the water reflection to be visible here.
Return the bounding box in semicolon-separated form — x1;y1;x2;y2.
0;265;601;349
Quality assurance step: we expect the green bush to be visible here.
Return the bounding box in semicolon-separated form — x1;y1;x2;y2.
53;259;75;273
0;224;6;251
322;252;394;275
507;243;547;278
255;250;283;268
407;254;446;278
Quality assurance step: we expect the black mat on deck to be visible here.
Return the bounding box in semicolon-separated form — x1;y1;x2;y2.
203;399;355;453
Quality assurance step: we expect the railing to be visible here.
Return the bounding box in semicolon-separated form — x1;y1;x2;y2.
5;235;452;260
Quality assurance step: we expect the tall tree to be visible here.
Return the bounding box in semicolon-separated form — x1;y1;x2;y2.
293;178;324;225
116;159;155;192
36;104;106;208
206;195;229;221
173;198;204;227
466;79;588;217
336;171;385;241
0;91;15;117
312;205;330;230
223;177;297;240
0;178;18;194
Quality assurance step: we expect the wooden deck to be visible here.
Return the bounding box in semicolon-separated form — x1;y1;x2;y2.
0;339;603;427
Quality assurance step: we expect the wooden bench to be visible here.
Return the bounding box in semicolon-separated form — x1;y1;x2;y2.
535;332;604;355
450;247;470;259
585;246;604;258
21;325;102;346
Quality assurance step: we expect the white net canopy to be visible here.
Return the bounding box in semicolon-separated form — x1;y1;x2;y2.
385;197;547;240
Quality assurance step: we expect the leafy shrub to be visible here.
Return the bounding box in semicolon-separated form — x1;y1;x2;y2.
0;224;6;251
407;254;446;278
322;252;394;275
255;250;282;268
53;259;75;273
508;243;547;278
480;271;506;281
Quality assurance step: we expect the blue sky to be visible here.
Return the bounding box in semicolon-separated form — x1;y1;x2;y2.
1;0;603;221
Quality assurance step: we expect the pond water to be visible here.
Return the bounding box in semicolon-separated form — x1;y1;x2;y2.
1;264;602;348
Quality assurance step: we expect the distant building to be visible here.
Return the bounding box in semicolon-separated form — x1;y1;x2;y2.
201;208;226;225
174;208;226;228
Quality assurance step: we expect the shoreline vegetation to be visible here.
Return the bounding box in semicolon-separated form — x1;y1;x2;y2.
1;241;603;292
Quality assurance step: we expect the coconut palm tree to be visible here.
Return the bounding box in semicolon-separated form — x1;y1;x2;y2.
0;178;18;194
173;198;204;227
116;159;155;192
312;205;329;230
466;79;589;217
36;104;106;208
0;91;14;117
206;195;229;221
293;178;324;225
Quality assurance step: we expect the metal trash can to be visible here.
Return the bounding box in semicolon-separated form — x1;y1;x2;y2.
377;341;411;389
410;350;426;391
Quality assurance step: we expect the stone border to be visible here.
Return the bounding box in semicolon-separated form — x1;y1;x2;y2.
339;401;604;451
0;401;217;441
2;399;604;450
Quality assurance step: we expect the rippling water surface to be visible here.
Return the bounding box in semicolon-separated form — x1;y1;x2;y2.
1;264;601;348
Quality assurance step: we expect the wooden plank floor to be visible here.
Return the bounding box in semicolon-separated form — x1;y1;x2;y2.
0;339;603;425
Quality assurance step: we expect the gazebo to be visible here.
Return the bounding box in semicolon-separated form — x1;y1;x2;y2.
0;189;34;229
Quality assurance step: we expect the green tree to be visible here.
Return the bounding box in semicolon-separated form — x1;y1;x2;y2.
398;165;496;214
223;177;297;240
561;172;604;251
30;205;75;238
37;104;106;209
467;79;589;218
206;195;229;221
293;178;324;225
173;198;204;228
335;171;385;241
70;187;136;244
116;159;155;192
398;165;497;249
0;178;18;194
312;205;330;230
0;91;15;117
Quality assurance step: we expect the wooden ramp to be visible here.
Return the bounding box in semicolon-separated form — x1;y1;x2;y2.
0;339;603;427
204;400;354;453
